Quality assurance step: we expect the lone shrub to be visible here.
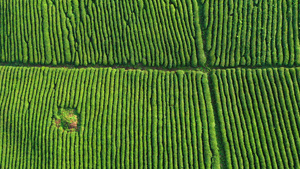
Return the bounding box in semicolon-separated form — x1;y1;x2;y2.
53;108;80;132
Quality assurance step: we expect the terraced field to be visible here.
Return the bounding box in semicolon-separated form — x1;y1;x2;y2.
0;0;300;168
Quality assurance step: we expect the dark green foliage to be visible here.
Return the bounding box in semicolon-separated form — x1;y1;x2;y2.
200;0;300;67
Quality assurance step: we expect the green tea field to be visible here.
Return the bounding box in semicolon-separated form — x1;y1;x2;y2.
0;0;299;168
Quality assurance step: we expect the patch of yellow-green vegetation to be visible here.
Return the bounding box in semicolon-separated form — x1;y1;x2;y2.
53;108;80;132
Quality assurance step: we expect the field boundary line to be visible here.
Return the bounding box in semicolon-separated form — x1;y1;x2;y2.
0;63;299;73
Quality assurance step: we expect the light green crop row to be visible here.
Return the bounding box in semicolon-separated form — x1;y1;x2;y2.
211;67;300;168
1;65;300;169
200;0;300;67
0;0;206;68
0;66;219;168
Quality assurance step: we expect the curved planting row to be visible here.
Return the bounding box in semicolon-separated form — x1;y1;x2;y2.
200;0;300;67
0;67;219;168
210;68;300;168
0;0;206;68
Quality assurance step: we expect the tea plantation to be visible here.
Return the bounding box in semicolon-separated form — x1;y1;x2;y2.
0;0;299;168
